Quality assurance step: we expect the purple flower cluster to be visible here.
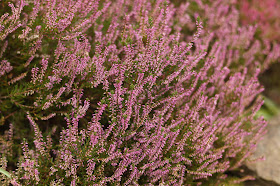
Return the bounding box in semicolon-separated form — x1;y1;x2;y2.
0;0;278;185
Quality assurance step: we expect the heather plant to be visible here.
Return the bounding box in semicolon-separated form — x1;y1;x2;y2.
172;0;280;73
172;0;280;119
235;0;280;110
0;0;269;185
239;0;280;42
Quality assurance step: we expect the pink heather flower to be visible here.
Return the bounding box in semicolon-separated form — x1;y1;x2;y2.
0;0;24;40
0;60;13;77
86;159;96;181
31;67;39;84
19;142;40;183
26;112;47;156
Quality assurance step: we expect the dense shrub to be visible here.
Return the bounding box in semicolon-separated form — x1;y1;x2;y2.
0;0;277;185
172;0;280;72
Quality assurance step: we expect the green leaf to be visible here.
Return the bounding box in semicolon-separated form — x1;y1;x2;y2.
0;168;11;179
256;96;280;120
263;96;280;115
